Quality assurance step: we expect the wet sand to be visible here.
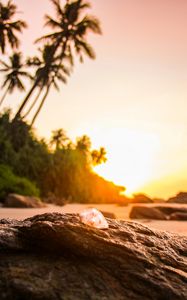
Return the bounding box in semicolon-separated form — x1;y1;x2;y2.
1;203;187;236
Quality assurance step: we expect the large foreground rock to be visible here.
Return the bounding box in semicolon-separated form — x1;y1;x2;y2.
0;213;187;299
4;193;45;208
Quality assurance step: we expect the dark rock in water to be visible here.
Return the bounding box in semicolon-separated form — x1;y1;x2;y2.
130;206;167;220
100;211;116;219
0;213;187;299
167;192;187;204
170;212;187;220
4;193;46;208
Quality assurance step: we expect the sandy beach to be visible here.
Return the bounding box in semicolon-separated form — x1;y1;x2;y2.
1;203;187;236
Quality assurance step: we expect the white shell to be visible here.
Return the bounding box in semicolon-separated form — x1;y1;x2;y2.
79;208;109;229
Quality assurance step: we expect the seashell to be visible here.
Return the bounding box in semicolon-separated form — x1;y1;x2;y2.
79;208;109;229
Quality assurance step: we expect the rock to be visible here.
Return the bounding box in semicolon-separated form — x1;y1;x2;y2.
130;206;167;220
152;198;165;203
130;205;187;220
167;192;187;204
4;193;45;208
158;206;187;216
131;193;153;203
100;210;116;219
170;212;187;220
0;213;187;299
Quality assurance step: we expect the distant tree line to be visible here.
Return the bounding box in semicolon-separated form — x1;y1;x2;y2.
0;111;125;204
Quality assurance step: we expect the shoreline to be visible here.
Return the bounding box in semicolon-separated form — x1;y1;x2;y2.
1;203;187;236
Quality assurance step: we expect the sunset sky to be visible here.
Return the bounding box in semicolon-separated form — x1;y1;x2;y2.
3;0;187;198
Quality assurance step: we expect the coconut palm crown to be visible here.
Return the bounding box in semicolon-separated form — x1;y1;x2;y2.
0;0;27;54
14;0;101;122
0;52;32;106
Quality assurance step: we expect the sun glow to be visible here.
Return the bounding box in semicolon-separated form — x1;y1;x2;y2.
93;128;160;196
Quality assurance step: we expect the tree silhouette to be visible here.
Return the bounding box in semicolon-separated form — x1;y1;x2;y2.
22;44;70;124
76;135;91;152
0;52;32;107
92;147;107;166
14;0;101;122
50;128;69;149
0;0;27;54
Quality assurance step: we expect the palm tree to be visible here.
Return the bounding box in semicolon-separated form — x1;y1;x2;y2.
92;147;107;166
0;0;27;54
14;0;101;121
50;128;69;149
39;0;102;62
14;43;70;121
76;135;91;152
0;52;32;107
23;44;70;124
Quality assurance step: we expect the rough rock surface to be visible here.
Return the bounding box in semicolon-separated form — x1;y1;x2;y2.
0;212;187;299
4;193;45;208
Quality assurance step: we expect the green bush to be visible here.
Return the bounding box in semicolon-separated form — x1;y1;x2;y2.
0;164;39;201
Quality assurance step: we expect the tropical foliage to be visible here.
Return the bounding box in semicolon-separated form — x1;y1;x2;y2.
0;52;32;106
13;0;101;123
0;0;27;54
0;1;125;204
0;164;39;201
0;0;101;124
0;111;125;204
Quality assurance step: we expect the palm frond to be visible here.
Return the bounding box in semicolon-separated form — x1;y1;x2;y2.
65;0;91;23
0;60;9;69
44;15;62;29
6;0;17;18
76;15;102;36
0;31;6;54
56;72;67;84
75;38;95;59
0;68;9;72
15;77;25;91
59;64;70;76
9;20;27;31
50;0;64;18
18;71;33;80
52;78;60;91
7;28;20;49
1;77;10;88
35;31;62;43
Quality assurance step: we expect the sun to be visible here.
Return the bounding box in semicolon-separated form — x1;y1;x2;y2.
93;128;160;196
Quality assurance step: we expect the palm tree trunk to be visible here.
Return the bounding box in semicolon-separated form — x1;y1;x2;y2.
13;41;60;121
13;79;39;121
31;86;50;126
22;88;43;119
0;84;10;107
30;40;67;126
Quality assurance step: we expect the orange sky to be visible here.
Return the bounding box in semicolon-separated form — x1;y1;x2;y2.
2;0;187;198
